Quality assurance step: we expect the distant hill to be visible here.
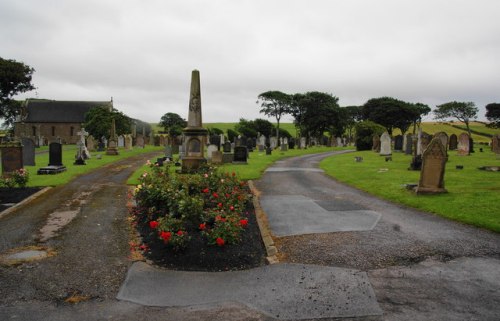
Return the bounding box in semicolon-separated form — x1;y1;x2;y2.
151;121;498;143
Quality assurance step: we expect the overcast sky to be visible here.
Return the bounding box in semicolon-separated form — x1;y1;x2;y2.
1;0;499;123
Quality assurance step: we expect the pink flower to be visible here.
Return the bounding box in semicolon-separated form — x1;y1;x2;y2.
216;237;225;246
212;192;219;198
229;205;235;211
149;221;159;229
177;230;184;236
217;202;223;208
240;219;248;228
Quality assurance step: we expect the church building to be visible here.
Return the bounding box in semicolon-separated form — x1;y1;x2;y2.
14;99;113;145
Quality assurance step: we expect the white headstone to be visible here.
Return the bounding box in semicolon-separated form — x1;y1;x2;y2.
379;132;392;156
118;135;125;147
206;144;218;161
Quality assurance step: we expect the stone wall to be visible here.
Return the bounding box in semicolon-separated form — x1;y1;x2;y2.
14;122;83;144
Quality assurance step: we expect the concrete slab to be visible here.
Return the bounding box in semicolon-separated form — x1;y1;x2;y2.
117;262;382;320
260;195;381;236
315;199;368;211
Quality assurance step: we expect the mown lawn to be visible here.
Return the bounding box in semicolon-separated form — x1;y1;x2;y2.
16;145;164;187
320;147;500;232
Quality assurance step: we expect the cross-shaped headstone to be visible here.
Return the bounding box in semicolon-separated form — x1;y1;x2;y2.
77;128;89;145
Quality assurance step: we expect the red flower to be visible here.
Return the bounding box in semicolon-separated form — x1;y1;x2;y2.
215;215;226;222
217;202;223;208
212;192;219;198
232;172;236;177
202;188;209;193
199;223;206;231
177;230;184;236
225;193;230;198
229;205;235;211
149;221;159;229
240;219;248;227
216;237;225;246
160;231;172;242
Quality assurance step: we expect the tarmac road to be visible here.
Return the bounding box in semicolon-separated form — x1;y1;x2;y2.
254;150;500;320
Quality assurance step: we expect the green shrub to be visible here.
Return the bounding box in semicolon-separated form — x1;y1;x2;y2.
354;121;386;150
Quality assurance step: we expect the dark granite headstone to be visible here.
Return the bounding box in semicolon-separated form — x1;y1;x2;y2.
165;145;173;159
449;134;458;150
266;146;272;155
21;137;36;166
394;135;403;151
37;142;66;174
233;146;248;163
223;142;232;153
405;134;413;155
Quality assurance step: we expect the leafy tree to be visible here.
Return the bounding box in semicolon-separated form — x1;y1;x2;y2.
290;93;307;137
0;57;36;128
207;127;224;135
294;92;341;139
354;121;386;151
252;118;274;137
434;101;478;137
277;127;292;139
485;103;500;128
257;91;291;142
84;107;132;139
409;103;431;133
159;112;187;137
134;119;152;137
361;97;413;135
235;118;257;137
343;106;363;143
227;128;238;142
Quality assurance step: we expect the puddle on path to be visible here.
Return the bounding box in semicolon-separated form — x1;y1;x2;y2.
0;246;55;266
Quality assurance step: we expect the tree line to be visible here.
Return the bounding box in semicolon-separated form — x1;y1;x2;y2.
1;57;500;141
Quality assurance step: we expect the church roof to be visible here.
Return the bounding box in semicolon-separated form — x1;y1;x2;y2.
22;100;112;123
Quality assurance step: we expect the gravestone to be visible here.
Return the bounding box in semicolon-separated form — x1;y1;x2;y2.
222;153;234;164
159;135;166;146
372;135;380;152
165;145;173;159
75;128;90;165
220;134;225;146
258;135;266;150
266;146;272;155
125;135;132;150
457;133;470;156
37;142;66;174
415;138;448;195
179;145;185;159
419;132;432;155
233;146;248;164
172;144;179;154
379;132;392;156
209;135;221;149
87;135;96;151
270;137;278;149
235;136;242;147
492;135;500;154
246;140;254;152
106;119;119;155
38;136;45;147
469;137;474;153
102;136;108;148
449;134;458;150
434;132;449;157
1;142;23;176
223;142;232;153
300;137;306;149
118;135;125;147
211;151;223;164
136;136;145;148
21;137;36;166
394;135;403;151
206;144;218;161
336;137;343;147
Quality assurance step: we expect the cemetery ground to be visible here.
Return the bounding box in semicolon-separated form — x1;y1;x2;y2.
0;143;499;320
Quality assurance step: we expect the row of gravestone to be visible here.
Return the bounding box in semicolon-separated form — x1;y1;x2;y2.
372;132;491;156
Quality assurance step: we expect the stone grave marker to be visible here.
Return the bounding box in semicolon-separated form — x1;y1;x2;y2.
136;136;145;148
449;134;458;150
394;135;403;151
419;132;432;155
165;145;173;159
235;136;242;147
434;132;449;157
233;146;248;163
258;135;266;150
270;137;277;149
372;134;380;152
211;151;223;164
457;133;470;156
415;138;448;195
125;135;132;150
266;146;272;155
21;137;36;166
336;137;343;147
154;135;160;146
492;135;500;154
379;132;392;156
118;135;125;147
87;135;96;151
223;141;232;153
206;144;218;161
1;142;23;176
159;135;166;146
300;137;306;149
37;142;66;174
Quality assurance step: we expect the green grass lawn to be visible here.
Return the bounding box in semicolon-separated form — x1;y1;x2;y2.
17;145;164;187
320;147;500;232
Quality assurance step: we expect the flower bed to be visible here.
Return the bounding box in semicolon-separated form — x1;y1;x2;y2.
129;163;266;271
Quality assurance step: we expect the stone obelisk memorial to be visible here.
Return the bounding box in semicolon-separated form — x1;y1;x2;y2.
181;70;208;172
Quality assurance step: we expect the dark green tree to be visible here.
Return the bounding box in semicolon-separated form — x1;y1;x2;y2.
294;92;341;139
84;107;132;139
0;57;36;128
354;121;386;151
290;93;307;137
485;103;500;128
343;106;363;143
159;112;187;137
434;101;478;137
409;103;431;134
361;97;412;135
207;127;224;135
235;118;257;137
227;128;238;142
252;118;274;137
257;91;291;142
